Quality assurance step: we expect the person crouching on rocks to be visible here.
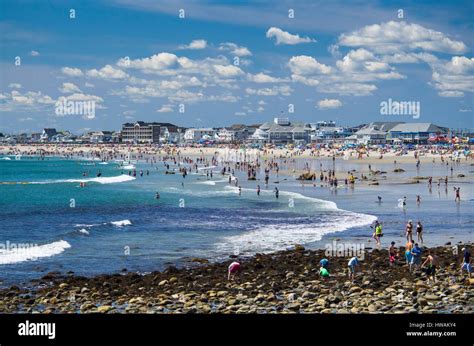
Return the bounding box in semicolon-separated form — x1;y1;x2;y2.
228;261;241;281
348;256;359;281
319;266;330;278
319;258;330;277
389;241;399;266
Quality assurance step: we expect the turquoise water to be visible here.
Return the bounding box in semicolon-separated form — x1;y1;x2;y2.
0;155;472;287
0;155;375;287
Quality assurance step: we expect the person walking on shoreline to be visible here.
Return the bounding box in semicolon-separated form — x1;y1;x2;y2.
454;187;461;202
406;220;414;243
370;220;383;248
421;250;438;283
416;221;424;245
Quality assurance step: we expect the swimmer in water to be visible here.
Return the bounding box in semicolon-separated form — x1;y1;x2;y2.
274;187;279;199
155;192;160;199
257;185;260;196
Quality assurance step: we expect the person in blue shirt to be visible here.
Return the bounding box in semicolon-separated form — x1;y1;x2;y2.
410;243;422;272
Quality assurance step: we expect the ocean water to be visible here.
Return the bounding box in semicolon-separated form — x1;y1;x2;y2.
0;155;472;287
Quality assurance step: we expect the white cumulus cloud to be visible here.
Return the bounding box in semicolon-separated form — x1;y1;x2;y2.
266;27;315;45
179;39;207;50
317;99;342;109
61;67;83;77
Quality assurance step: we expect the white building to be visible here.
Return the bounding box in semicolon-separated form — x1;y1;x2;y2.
184;128;217;143
345;127;387;145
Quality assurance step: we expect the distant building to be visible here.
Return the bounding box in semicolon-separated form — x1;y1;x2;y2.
121;122;180;144
31;133;41;142
307;121;352;143
217;124;258;143
159;124;185;144
388;123;446;143
367;121;404;132
345;126;388;145
312;120;336;129
251;118;310;145
90;131;114;143
40;128;57;142
184;128;217;143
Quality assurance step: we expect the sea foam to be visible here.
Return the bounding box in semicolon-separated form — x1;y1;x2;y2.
110;220;132;227
28;174;136;185
0;240;71;265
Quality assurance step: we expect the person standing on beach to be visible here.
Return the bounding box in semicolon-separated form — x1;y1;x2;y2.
410;243;422;272
370;220;383;248
405;241;413;268
406;220;413;242
460;248;472;278
421;250;438;283
454;187;461;202
347;256;359;281
416;221;424;245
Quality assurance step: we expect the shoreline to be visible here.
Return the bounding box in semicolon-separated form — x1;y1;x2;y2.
1;144;472;314
0;244;472;314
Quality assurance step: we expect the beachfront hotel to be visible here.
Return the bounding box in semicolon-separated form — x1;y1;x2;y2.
121;121;183;144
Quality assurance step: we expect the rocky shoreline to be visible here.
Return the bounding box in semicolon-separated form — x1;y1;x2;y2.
1;245;472;314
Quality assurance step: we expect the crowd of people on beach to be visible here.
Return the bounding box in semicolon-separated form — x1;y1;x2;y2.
227;244;472;286
2;143;471;288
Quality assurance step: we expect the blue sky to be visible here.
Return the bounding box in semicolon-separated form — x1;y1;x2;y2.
0;0;473;133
